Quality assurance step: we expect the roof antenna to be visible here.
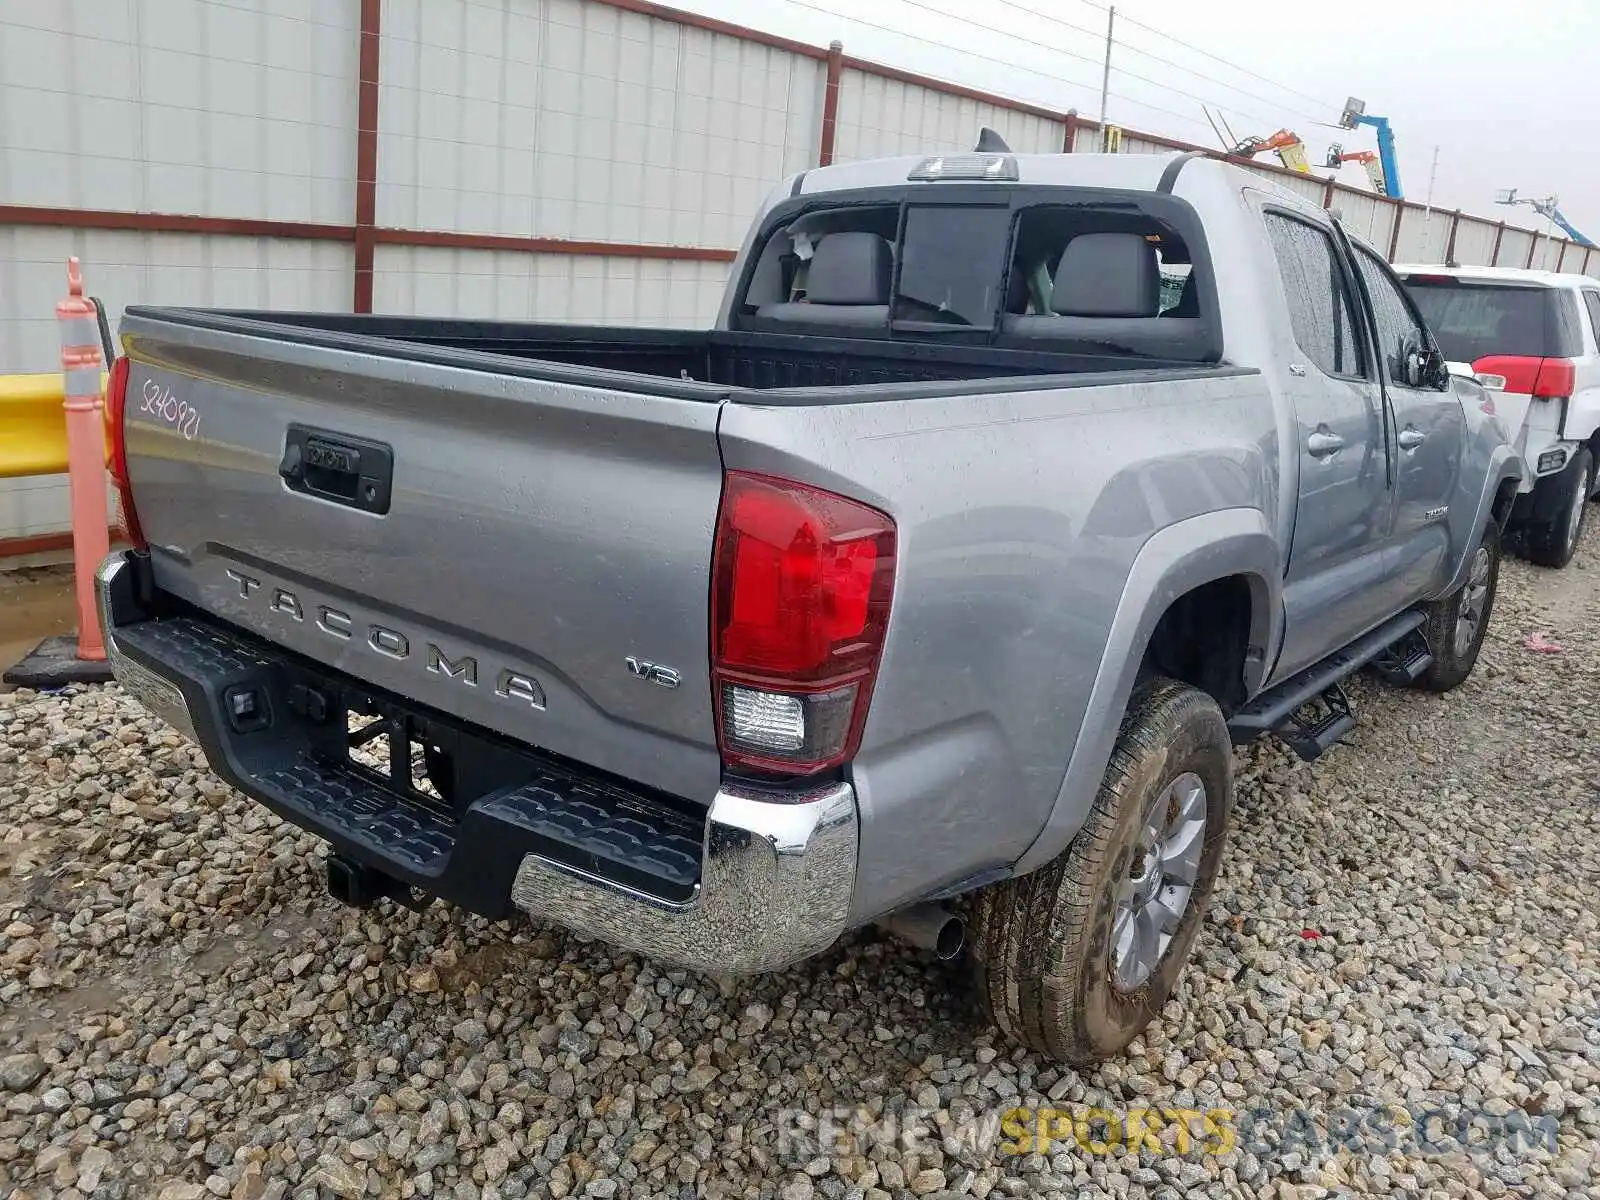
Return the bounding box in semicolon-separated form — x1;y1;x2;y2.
974;127;1012;153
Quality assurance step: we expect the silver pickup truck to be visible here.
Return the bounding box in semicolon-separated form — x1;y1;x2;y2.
96;142;1522;1064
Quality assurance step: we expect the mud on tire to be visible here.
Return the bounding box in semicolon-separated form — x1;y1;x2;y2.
967;679;1232;1065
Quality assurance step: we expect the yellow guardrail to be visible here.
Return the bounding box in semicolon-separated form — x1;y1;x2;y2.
0;372;109;480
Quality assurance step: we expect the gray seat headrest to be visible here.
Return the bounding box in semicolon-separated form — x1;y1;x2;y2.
1051;232;1161;318
805;232;893;306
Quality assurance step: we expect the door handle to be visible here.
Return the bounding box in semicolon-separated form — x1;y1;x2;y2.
1398;426;1426;451
1307;428;1345;458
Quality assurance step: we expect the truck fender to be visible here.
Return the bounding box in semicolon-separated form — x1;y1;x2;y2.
1438;443;1524;598
1010;507;1282;876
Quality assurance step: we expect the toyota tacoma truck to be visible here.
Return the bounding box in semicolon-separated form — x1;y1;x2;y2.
96;140;1522;1064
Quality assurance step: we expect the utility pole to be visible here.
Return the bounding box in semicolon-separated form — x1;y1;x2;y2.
1421;145;1440;247
1098;6;1115;152
1538;195;1559;269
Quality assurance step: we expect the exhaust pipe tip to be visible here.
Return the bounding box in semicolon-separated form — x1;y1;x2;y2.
876;903;965;960
931;914;965;960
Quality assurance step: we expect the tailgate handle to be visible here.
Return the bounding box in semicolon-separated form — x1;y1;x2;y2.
280;425;394;515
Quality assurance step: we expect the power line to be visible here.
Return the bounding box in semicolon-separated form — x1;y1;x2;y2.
764;0;1210;129
872;0;1295;130
783;0;1294;134
1068;0;1345;113
986;0;1331;128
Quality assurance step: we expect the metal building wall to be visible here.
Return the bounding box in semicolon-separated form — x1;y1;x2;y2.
0;0;361;545
0;0;359;222
0;226;352;542
1452;217;1499;266
833;68;1063;161
1498;227;1535;268
375;0;823;252
1392;207;1452;264
372;245;729;325
1325;190;1395;254
1111;132;1178;157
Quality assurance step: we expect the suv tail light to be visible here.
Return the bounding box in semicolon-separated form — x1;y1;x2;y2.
1533;357;1576;398
103;355;146;548
711;471;895;777
1471;354;1575;398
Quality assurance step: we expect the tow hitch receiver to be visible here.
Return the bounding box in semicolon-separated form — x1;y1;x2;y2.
325;853;428;911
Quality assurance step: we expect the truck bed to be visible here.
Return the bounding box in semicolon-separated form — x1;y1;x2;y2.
140;308;1232;400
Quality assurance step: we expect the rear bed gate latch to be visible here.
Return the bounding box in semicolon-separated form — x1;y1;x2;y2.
280;424;394;515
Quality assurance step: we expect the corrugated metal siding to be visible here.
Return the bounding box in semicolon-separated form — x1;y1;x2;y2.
1530;237;1565;272
1392;208;1451;264
377;0;822;249
0;0;359;221
1497;227;1534;268
0;226;350;541
1452;216;1499;266
1328;189;1395;255
1111;133;1175;157
0;226;352;373
372;245;729;325
833;68;1063;161
0;476;70;543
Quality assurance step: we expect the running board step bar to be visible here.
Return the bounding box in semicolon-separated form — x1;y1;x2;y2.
1228;609;1428;758
1370;630;1434;685
1272;683;1356;761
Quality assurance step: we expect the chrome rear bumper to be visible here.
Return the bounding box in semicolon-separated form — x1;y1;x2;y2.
510;781;857;973
97;551;858;974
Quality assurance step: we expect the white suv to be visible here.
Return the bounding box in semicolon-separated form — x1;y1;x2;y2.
1397;265;1600;567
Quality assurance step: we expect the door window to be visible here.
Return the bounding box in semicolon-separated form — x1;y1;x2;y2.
1263;213;1363;377
1352;247;1431;384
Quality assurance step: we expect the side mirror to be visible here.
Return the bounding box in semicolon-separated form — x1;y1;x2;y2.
1404;344;1449;390
1403;346;1426;388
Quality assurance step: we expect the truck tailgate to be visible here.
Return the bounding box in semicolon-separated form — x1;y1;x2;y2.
118;309;725;803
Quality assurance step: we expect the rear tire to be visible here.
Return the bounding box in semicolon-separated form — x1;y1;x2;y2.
968;679;1231;1065
1413;521;1500;693
1524;448;1591;568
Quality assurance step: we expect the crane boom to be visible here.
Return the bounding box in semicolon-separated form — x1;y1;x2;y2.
1351;114;1402;200
1534;202;1595;249
1337;98;1403;200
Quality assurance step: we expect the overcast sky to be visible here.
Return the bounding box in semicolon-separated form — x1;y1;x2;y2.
676;0;1600;240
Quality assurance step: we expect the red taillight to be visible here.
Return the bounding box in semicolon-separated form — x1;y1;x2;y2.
1533;358;1576;398
104;355;146;548
711;471;895;776
1471;354;1575;398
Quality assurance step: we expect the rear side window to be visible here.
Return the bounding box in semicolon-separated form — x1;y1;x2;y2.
1403;279;1584;362
893;206;1011;328
1263;213;1362;377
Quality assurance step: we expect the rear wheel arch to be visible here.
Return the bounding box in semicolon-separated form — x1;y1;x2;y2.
1011;511;1281;877
1492;474;1520;530
1141;573;1269;716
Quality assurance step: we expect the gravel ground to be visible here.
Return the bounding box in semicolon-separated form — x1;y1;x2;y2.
2;528;1599;1200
